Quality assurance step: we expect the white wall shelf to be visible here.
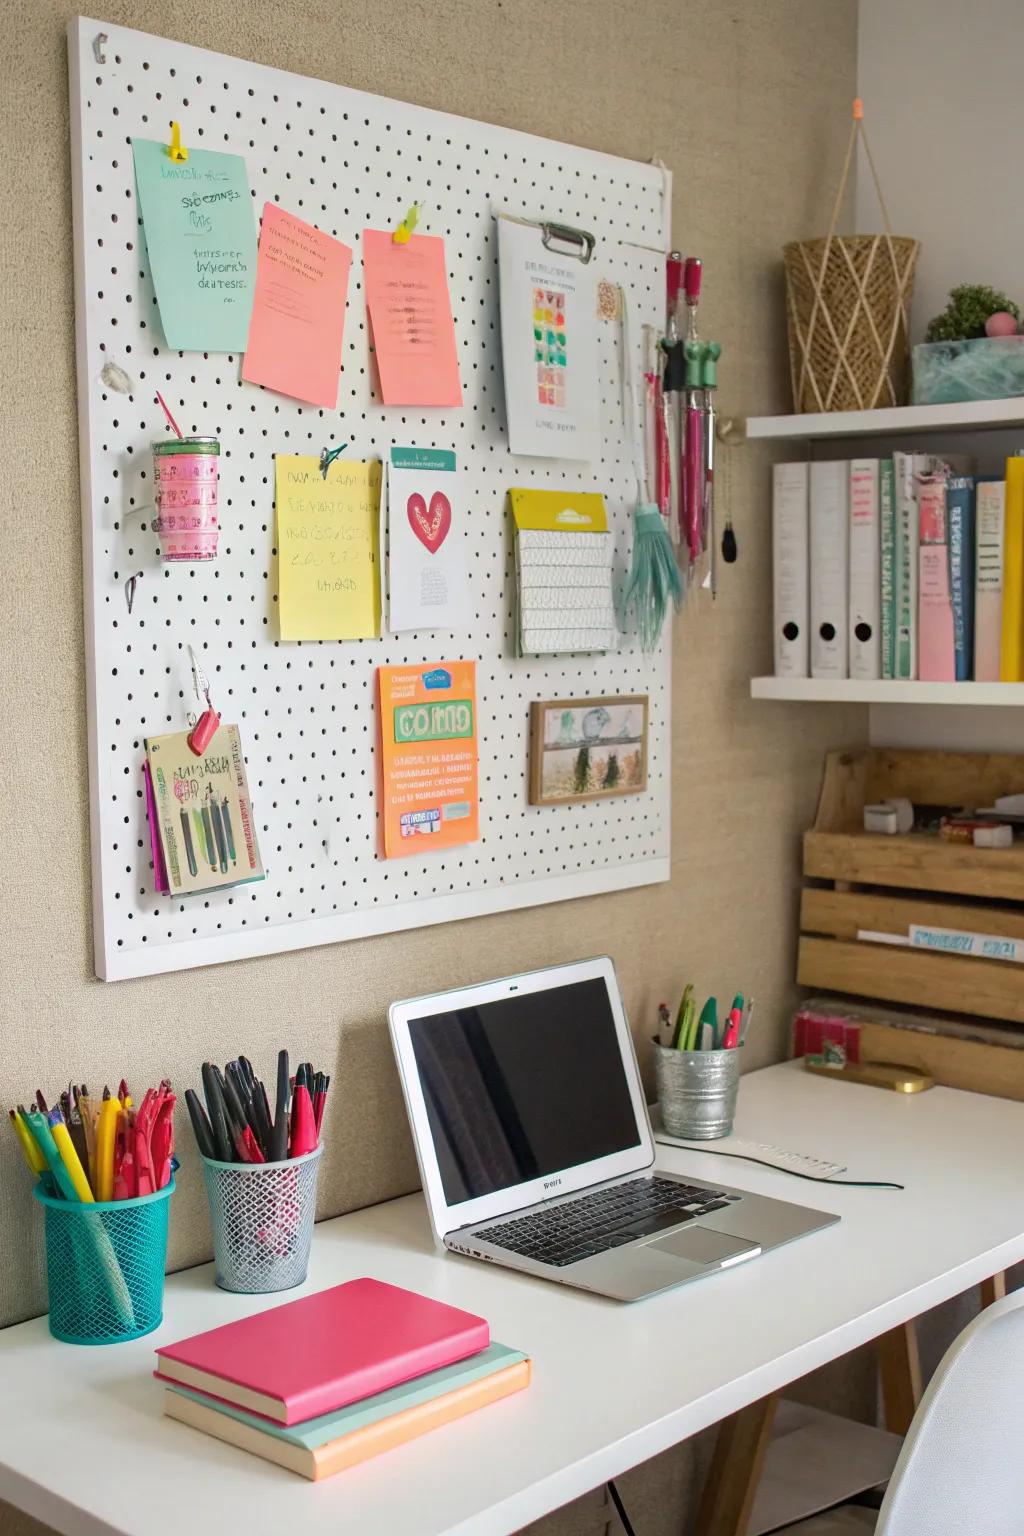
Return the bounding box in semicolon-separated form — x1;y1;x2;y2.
744;397;1024;442
751;677;1024;706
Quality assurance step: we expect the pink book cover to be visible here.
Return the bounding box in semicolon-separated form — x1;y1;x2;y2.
918;477;956;682
154;1279;489;1425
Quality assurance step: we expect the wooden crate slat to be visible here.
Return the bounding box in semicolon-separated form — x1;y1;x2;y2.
857;1022;1024;1103
865;749;1024;811
804;830;1024;901
797;935;1024;1024
800;888;1024;944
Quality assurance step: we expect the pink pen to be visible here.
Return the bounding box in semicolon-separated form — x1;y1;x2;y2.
722;1002;742;1050
681;258;705;571
663;252;685;542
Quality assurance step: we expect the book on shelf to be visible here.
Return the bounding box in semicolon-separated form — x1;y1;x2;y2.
1000;457;1024;682
974;477;1006;682
917;469;956;683
879;458;897;680
946;475;975;682
893;450;925;680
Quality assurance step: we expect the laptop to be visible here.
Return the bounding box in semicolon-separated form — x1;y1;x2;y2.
388;956;839;1301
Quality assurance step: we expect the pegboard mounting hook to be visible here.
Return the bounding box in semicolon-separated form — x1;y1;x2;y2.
93;32;107;64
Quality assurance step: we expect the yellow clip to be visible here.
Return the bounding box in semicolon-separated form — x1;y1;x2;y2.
392;203;420;245
167;121;188;163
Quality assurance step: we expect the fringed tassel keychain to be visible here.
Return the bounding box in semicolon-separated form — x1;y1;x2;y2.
618;288;682;651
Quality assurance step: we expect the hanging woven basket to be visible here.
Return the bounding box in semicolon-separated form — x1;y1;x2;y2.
784;102;919;413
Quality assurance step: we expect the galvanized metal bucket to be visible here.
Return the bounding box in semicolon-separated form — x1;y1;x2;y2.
200;1146;321;1293
654;1044;742;1140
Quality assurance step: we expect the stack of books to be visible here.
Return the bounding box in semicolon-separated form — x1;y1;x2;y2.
772;454;1024;682
154;1277;530;1480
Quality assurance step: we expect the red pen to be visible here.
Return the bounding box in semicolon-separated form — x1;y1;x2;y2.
134;1091;156;1195
150;1093;176;1189
289;1084;317;1157
240;1126;266;1164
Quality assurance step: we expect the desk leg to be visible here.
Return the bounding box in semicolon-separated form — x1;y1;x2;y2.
980;1271;1006;1309
877;1321;921;1435
693;1392;778;1536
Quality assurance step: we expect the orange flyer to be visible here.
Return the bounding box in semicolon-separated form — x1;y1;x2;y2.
377;662;479;858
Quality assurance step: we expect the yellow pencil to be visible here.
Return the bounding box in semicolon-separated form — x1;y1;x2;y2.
95;1092;120;1203
49;1114;95;1203
8;1109;45;1176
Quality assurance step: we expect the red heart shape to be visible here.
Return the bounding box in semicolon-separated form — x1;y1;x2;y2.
407;490;451;553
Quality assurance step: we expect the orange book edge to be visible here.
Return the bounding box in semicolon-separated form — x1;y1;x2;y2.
164;1358;531;1480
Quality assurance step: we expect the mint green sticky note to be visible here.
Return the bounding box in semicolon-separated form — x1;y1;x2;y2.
131;138;257;353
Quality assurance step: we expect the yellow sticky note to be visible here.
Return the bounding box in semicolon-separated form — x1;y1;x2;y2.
276;455;382;640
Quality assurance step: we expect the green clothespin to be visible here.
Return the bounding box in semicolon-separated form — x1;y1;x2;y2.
683;338;706;389
392;203;421;244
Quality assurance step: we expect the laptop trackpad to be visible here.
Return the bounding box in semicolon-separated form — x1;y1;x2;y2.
647;1227;760;1267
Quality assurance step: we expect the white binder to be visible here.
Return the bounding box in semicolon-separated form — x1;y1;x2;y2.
810;459;849;679
848;458;881;680
772;462;809;677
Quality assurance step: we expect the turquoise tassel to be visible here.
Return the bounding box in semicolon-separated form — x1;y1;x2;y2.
621;503;683;652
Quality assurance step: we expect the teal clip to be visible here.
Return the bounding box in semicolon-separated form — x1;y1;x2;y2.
319;443;349;480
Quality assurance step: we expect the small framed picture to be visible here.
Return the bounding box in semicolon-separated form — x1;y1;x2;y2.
529;696;648;806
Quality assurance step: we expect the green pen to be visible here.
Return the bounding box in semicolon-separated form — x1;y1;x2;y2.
672;983;694;1050
683;996;699;1051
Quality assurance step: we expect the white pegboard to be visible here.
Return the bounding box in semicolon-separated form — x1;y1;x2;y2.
69;17;672;981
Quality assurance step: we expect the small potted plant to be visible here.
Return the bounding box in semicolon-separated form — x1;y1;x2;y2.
913;284;1024;405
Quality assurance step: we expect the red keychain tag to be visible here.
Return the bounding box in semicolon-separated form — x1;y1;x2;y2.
187;706;221;756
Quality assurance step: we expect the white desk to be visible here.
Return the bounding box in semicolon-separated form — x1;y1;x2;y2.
2;1062;1023;1536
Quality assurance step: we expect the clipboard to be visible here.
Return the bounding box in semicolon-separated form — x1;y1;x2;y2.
496;213;600;461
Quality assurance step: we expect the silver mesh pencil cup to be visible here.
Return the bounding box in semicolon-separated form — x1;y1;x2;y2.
200;1146;322;1293
654;1044;742;1140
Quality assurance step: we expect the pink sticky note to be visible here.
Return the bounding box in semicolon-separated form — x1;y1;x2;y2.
242;203;352;408
362;229;463;407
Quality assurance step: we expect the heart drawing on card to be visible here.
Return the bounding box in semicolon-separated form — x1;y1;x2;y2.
407;490;452;554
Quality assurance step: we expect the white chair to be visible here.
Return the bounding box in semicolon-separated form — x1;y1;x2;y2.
777;1288;1024;1535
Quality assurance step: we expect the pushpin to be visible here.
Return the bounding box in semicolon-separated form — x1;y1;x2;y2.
167;121;188;163
392;203;421;245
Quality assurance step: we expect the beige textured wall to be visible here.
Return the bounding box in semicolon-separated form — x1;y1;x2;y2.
0;2;861;1531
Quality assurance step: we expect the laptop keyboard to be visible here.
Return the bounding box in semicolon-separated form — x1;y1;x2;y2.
473;1175;740;1268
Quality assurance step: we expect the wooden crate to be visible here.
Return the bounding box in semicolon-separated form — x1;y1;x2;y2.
799;750;1024;1026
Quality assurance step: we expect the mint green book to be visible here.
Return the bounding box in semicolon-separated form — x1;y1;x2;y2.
163;1341;530;1479
880;458;896;679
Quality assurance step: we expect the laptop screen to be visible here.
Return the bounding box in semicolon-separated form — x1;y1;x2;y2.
406;975;642;1205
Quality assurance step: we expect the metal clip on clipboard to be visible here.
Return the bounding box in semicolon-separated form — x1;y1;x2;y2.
497;211;596;265
539;222;596;265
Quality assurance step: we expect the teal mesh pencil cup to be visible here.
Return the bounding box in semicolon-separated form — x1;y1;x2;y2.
34;1179;174;1345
